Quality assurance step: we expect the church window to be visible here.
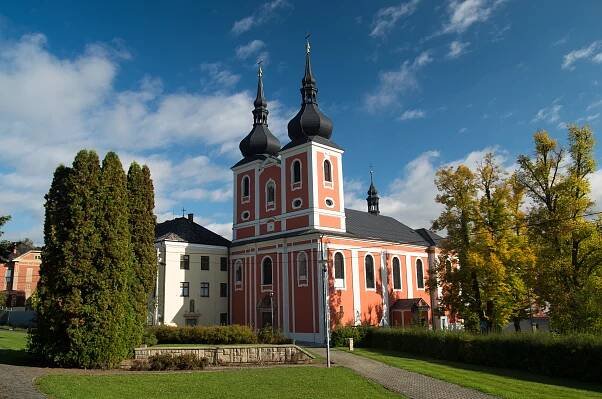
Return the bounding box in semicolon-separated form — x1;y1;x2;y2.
365;255;375;289
241;176;250;202
292;198;303;209
262;257;273;285
393;257;402;290
234;260;243;287
324;159;332;183
325;198;334;208
189;299;195;313
297;251;308;286
266;180;276;211
416;259;425;289
334;252;345;289
292;159;302;189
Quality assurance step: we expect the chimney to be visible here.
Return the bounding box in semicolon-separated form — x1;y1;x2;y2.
12;243;18;254
187;213;194;222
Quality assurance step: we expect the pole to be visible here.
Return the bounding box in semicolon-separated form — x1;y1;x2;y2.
319;234;331;368
270;291;274;332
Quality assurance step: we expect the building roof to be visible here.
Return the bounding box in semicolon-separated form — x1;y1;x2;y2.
390;298;430;311
155;217;231;247
344;208;435;246
415;228;444;246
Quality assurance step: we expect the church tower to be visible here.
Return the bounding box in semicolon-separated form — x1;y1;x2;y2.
279;41;346;233
232;64;282;241
367;170;380;215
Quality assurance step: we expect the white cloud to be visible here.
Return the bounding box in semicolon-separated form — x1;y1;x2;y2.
370;0;420;39
231;0;291;35
587;99;602;111
562;41;602;70
399;108;426;120
0;33;292;243
447;40;470;58
199;62;241;90
532;101;563;124
235;39;266;60
364;51;433;111
442;0;506;34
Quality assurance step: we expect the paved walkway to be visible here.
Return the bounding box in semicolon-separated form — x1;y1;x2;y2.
0;363;48;399
313;349;497;399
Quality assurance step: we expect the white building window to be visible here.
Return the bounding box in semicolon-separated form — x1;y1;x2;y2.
241;175;250;203
265;180;276;211
291;159;302;190
365;254;375;290
297;251;308;286
392;257;402;290
416;259;425;289
334;252;345;289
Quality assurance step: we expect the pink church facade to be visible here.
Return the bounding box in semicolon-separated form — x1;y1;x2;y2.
229;44;450;344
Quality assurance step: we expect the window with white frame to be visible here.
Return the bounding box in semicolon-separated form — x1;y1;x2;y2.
334;252;345;288
323;159;332;186
392;257;402;290
200;282;209;297
234;260;243;287
265;180;276;211
416;259;425;289
241;175;250;202
262;257;273;285
292;159;302;189
365;254;375;289
297;251;308;286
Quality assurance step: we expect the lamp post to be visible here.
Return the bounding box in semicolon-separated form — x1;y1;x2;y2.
318;235;331;368
269;290;274;332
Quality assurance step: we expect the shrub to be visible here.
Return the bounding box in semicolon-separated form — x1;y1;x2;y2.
330;325;371;347
142;329;158;346
146;353;208;371
363;328;602;383
148;325;258;345
257;327;292;344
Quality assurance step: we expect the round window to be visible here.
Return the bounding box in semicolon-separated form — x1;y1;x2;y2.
241;211;250;221
325;198;334;207
293;199;302;208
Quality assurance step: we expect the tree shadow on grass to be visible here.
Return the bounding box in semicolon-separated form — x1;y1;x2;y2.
0;348;40;366
364;348;602;394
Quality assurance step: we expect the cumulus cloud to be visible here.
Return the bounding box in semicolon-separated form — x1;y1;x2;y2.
442;0;506;34
447;40;470;58
231;0;291;35
364;51;433;112
399;109;426;120
199;62;241;89
0;33;293;242
370;0;420;39
562;41;602;70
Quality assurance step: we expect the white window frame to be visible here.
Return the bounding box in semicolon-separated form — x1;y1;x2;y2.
333;251;345;290
292;197;303;210
416;258;425;290
296;251;308;287
291;159;302;191
265;179;276;211
261;256;273;290
364;253;376;291
392;256;402;291
234;259;243;291
323;159;334;189
241;175;250;204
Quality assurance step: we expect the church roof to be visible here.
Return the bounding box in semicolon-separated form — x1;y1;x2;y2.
414;228;444;246
344;208;439;246
155;217;231;247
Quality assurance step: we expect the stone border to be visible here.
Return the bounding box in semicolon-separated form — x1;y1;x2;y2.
134;344;315;366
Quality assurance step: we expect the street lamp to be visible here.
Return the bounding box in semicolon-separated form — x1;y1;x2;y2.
318;257;331;368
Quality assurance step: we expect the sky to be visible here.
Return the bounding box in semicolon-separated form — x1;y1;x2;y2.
1;0;602;244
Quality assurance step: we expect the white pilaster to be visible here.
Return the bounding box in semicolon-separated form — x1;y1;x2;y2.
405;254;414;298
351;249;361;325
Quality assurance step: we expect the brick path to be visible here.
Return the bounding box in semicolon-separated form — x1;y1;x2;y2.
313;349;497;399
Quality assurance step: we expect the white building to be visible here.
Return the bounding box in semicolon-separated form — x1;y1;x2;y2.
154;214;231;326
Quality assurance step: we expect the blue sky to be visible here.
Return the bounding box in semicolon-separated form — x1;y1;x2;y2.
1;0;602;243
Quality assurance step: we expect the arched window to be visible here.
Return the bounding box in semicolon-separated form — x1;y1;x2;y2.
365;254;375;289
234;260;243;284
416;259;424;289
189;299;195;313
262;257;273;285
292;160;301;186
392;257;402;290
323;159;332;182
297;251;308;285
334;252;345;288
265;180;275;210
241;176;250;200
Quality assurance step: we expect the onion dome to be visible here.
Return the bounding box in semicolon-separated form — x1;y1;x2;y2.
239;64;281;159
367;170;380;215
287;40;333;143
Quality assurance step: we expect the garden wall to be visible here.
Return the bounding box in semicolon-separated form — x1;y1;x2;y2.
134;344;314;366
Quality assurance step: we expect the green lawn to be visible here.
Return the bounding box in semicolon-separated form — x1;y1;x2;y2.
0;328;33;365
349;348;602;399
37;367;401;399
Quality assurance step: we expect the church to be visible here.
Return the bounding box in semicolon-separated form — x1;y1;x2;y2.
228;42;451;344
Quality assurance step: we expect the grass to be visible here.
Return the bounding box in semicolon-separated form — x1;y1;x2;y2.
349;348;602;399
37;366;401;399
0;328;34;365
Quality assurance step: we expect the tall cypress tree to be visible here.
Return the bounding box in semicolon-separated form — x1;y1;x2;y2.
95;152;134;366
127;162;157;343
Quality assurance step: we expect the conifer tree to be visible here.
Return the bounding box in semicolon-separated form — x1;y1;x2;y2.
127;162;157;344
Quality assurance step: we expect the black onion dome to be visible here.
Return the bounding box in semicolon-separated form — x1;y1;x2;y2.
239;64;281;158
287;42;333;142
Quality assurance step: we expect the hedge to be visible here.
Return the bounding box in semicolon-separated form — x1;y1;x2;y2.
149;325;258;345
331;326;602;383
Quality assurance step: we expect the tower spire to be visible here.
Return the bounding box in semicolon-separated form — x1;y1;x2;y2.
253;61;268;125
302;35;317;104
367;167;380;215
